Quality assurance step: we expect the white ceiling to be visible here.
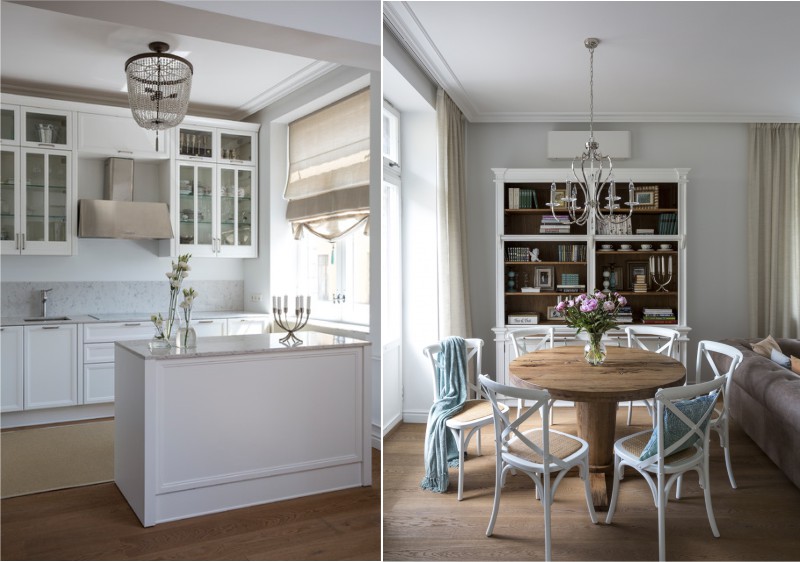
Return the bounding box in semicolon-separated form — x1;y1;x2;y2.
1;0;380;120
385;1;800;123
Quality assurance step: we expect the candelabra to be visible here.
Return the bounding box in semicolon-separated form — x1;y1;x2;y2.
649;256;673;292
272;295;310;345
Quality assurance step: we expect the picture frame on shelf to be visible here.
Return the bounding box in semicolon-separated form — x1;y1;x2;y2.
546;306;565;321
534;266;555;290
627;261;650;290
550;188;567;208
634;186;659;209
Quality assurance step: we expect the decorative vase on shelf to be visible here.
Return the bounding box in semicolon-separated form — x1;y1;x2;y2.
148;335;170;351
584;332;607;366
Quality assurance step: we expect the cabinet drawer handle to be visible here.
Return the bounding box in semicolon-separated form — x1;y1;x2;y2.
117;150;133;155
124;322;142;327
21;233;25;250
42;326;61;330
37;143;56;148
198;320;214;324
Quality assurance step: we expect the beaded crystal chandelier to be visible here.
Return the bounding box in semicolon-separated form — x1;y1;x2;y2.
125;42;193;150
548;38;636;226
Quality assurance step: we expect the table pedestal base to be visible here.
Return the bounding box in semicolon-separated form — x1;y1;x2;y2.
576;401;617;511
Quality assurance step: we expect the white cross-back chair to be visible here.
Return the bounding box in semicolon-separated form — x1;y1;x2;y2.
695;340;744;489
508;327;555;420
605;375;727;562
423;338;508;501
479;374;597;562
624;326;680;425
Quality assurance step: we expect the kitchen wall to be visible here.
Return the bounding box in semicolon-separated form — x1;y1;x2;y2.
465;121;751;380
1;160;246;316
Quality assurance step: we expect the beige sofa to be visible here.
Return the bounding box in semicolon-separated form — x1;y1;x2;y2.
714;338;800;489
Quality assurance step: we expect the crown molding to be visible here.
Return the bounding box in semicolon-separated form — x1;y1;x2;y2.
230;60;339;120
471;111;800;124
383;1;479;121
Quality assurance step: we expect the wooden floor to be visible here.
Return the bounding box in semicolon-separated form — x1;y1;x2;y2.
1;449;380;561
383;406;800;561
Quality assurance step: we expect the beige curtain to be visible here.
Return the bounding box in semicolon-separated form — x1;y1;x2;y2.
436;89;472;339
747;123;800;338
284;88;370;240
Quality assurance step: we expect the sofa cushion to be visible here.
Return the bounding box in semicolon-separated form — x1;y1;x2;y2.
792;356;800;375
752;335;781;358
771;348;792;368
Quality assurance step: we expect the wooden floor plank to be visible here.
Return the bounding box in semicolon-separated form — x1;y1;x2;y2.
383;406;800;561
1;449;380;561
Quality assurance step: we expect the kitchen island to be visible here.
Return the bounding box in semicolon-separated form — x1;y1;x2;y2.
114;331;371;527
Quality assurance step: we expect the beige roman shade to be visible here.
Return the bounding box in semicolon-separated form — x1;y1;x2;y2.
284;88;370;240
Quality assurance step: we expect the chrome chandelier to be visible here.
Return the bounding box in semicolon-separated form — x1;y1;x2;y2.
125;42;193;150
547;38;636;226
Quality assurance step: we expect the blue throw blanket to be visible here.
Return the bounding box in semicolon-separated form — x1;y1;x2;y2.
420;336;469;493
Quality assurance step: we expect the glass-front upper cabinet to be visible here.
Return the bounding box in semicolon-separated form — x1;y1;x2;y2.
1;105;20;146
176;125;214;161
177;163;216;257
217;165;256;257
1;148;71;255
0;147;20;253
219;129;257;166
21;107;72;150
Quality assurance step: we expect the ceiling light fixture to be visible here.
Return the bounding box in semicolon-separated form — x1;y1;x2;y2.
125;42;193;150
548;38;636;226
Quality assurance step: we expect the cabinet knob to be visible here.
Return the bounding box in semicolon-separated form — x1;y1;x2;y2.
124;323;142;327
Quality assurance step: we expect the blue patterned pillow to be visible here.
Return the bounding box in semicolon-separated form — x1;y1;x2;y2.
639;393;716;461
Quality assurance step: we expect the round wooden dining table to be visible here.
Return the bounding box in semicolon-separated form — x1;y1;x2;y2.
508;345;686;509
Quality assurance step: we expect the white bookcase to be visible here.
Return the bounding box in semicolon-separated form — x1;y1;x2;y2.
491;168;691;386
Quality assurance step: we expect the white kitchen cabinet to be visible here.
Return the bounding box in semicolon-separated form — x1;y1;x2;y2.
83;321;153;404
77;112;168;160
176;162;257;258
24;323;79;410
1;145;73;256
192;318;227;337
1;104;20;146
21;106;72;150
1;326;24;412
227;316;271;335
176;124;257;166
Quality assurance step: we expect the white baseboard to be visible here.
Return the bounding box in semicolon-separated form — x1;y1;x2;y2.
371;423;382;450
1;403;115;428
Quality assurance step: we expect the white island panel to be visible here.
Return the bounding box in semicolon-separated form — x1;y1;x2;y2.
114;332;370;527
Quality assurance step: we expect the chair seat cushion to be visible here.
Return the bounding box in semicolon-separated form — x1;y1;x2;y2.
447;399;494;424
639;394;715;460
620;431;698;464
506;429;584;464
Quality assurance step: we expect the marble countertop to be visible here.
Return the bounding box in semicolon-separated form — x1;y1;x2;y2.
1;310;270;327
117;331;369;360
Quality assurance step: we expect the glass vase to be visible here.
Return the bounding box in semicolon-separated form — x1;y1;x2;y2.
584;332;607;366
175;318;197;349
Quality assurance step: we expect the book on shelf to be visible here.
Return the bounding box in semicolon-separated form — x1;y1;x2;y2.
643;317;677;324
506;246;532;261
636;228;655;235
560;273;580;285
508;313;540;325
520;287;541;293
643;308;674;316
507;188;539;210
557;284;586;293
556;244;586;262
657;213;678;235
633;274;648;293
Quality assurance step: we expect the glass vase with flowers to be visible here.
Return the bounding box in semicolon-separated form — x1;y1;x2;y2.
555;291;627;366
148;253;192;350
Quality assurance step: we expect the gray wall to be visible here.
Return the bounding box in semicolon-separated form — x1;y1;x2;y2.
465;122;750;380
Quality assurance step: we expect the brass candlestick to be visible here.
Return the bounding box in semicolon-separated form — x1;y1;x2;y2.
272;295;310;345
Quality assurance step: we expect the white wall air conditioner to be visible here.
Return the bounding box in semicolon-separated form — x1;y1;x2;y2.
547;131;631;160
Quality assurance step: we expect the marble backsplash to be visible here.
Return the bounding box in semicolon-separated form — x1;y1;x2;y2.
1;281;244;318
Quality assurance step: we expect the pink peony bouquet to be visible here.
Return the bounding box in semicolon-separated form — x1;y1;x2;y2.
555;291;627;336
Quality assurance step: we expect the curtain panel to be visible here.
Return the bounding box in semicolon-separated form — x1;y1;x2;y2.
284;88;370;240
747;123;800;338
436;89;472;339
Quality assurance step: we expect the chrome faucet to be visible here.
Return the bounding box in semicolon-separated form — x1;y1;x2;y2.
41;288;52;317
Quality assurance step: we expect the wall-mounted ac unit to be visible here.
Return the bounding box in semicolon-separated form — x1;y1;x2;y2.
547;131;631;160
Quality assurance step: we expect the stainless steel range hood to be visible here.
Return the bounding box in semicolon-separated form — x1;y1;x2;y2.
78;158;173;240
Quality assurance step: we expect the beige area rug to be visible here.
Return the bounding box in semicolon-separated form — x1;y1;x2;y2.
1;420;114;498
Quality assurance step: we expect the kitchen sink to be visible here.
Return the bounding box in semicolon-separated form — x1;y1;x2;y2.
24;316;71;322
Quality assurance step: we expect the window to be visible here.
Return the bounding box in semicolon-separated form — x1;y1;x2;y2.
296;228;369;325
383;101;400;171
